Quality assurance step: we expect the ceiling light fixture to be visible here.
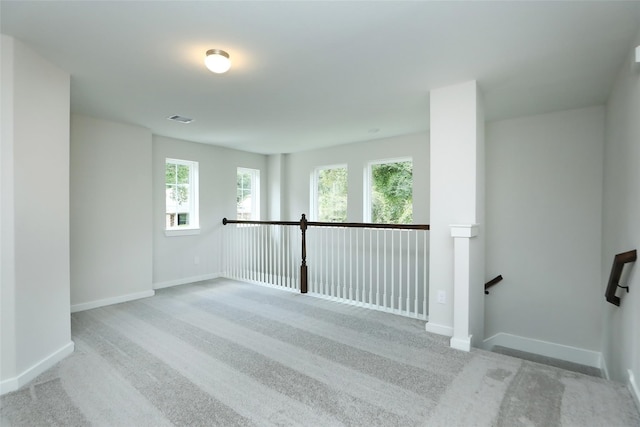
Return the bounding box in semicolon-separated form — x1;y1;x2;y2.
205;49;231;74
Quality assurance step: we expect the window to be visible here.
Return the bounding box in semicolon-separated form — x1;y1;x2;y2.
165;158;199;232
312;165;348;222
366;158;413;224
237;168;260;220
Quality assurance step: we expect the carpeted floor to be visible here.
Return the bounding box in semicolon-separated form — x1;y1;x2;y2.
2;278;639;426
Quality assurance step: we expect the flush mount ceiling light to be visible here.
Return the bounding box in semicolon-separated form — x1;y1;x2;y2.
205;49;231;74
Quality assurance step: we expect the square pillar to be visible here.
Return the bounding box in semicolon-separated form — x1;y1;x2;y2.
427;81;485;350
450;224;479;351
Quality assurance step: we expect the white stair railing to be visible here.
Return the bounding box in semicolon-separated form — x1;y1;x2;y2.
305;226;428;319
222;217;429;319
223;222;300;291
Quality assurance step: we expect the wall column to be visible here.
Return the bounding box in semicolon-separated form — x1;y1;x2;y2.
0;35;73;394
427;80;485;350
267;153;288;220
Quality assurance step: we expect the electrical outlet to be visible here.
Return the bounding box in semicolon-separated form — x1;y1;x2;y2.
194;256;200;265
437;290;446;304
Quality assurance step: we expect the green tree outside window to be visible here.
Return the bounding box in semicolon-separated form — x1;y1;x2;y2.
317;167;347;222
371;160;413;224
166;162;190;206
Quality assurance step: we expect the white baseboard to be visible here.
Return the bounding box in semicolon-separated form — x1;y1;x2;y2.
451;335;472;352
153;273;220;290
483;332;602;368
0;341;74;396
629;369;640;413
425;322;454;337
71;290;155;313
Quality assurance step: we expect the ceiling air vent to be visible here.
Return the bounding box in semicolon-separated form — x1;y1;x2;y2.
167;115;194;124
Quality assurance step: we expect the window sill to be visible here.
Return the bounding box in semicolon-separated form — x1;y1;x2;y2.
165;228;201;237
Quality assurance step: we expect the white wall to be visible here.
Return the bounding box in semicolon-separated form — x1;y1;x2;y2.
485;106;605;361
1;34;18;388
284;132;429;223
1;35;73;393
152;135;267;287
602;32;640;392
70;115;153;311
70;119;269;303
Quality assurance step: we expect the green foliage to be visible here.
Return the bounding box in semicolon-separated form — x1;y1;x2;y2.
237;170;254;219
371;161;412;224
317;167;347;222
237;171;252;205
166;162;190;205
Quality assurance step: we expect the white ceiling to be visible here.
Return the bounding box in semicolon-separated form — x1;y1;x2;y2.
2;1;639;154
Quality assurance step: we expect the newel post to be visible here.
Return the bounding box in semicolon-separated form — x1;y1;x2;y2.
300;214;308;293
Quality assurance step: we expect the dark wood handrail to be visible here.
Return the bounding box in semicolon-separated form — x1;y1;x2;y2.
222;217;429;230
222;218;299;226
484;275;503;295
605;249;636;306
307;221;429;230
222;214;430;294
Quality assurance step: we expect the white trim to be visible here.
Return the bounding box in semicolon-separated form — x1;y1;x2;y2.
0;341;74;396
165;228;200;237
71;290;155;313
451;335;472;352
425;321;454;337
482;332;602;368
629;369;640;412
153;273;220;290
165;158;199;231
450;224;479;238
635;46;639;63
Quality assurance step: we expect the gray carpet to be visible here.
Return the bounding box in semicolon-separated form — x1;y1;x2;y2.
1;278;639;426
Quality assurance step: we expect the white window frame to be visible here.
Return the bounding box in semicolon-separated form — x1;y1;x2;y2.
165;158;200;236
237;167;261;221
310;164;348;222
364;157;413;223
